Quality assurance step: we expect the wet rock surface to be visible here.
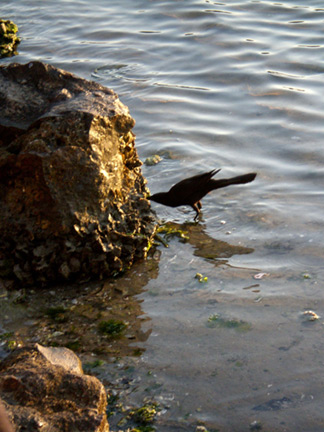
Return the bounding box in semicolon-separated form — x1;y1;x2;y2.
0;61;155;287
0;344;109;432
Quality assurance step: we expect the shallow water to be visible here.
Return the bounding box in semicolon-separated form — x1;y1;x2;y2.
1;0;324;430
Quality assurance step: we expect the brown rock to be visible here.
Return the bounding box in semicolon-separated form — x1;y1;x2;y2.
0;61;156;287
0;344;109;432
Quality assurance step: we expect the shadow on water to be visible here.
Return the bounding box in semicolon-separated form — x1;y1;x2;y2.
182;221;254;262
157;220;254;264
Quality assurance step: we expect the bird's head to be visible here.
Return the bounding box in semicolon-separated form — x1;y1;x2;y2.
149;192;170;205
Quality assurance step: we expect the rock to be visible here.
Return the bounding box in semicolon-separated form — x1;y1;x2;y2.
196;427;208;432
0;20;20;58
0;401;14;432
0;61;156;287
144;154;161;166
0;344;109;432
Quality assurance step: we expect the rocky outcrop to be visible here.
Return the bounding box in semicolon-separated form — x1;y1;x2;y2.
0;344;109;431
0;61;155;287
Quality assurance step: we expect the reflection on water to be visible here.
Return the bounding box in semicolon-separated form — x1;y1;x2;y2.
0;257;158;358
0;224;255;356
1;0;324;430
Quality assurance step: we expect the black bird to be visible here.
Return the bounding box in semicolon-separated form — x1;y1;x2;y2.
150;169;257;220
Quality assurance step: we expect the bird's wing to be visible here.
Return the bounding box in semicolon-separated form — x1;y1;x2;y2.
170;168;220;191
168;168;221;201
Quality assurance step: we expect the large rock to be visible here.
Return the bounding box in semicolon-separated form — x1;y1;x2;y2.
0;61;155;287
0;344;109;431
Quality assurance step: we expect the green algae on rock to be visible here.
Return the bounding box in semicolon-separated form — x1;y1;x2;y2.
0;61;156;287
130;402;160;425
0;20;20;58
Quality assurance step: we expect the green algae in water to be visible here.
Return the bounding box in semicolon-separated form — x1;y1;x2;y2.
12;289;28;304
130;402;159;425
0;332;18;350
157;224;189;241
195;272;208;283
129;427;155;432
98;319;127;338
112;401;159;432
207;314;251;332
83;359;105;369
154;223;189;247
45;306;68;323
132;347;145;356
64;340;81;351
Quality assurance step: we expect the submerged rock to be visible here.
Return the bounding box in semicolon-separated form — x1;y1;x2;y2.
0;344;109;432
0;61;155;287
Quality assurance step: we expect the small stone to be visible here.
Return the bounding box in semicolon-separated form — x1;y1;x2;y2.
144;154;161;166
250;420;262;430
59;262;70;279
196;426;208;432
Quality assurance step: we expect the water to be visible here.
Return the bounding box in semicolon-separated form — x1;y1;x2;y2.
1;1;324;430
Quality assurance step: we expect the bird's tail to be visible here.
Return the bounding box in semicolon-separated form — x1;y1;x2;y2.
210;173;257;190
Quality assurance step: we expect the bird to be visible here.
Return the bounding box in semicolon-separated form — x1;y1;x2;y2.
149;168;257;220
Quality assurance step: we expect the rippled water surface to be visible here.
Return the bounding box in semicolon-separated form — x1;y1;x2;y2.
1;1;324;430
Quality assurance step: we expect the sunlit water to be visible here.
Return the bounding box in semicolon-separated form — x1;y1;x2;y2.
1;1;324;430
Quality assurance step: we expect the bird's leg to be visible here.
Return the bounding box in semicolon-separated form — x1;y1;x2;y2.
192;203;200;221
